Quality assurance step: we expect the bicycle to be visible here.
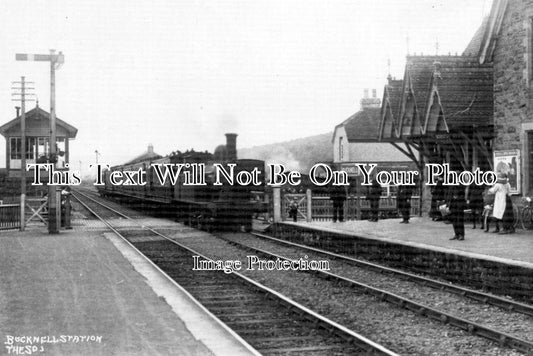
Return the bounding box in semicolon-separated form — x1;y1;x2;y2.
519;196;532;230
513;196;532;230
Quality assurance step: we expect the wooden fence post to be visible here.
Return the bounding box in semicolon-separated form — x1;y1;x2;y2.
273;186;281;223
356;175;362;220
306;189;312;222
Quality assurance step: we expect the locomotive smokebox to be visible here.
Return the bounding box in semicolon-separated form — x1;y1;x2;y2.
225;133;238;161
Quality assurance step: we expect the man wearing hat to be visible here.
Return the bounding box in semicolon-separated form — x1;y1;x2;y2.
449;185;466;240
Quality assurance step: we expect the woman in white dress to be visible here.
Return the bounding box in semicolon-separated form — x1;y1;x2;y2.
488;173;511;233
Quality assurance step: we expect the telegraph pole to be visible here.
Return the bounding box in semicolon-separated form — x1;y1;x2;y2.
16;50;65;234
12;77;35;231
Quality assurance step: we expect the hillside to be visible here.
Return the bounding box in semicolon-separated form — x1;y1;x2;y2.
238;132;333;173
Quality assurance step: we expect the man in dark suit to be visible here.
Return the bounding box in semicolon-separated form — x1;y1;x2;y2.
330;184;347;222
397;184;414;223
449;185;466;240
367;179;382;222
467;183;485;229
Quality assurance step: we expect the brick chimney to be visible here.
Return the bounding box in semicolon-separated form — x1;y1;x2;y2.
147;143;154;154
225;133;237;161
360;88;381;109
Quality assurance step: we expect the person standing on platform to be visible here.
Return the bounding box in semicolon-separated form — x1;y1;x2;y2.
367;178;382;222
60;186;72;229
288;197;298;222
482;187;495;232
489;173;511;233
449;185;466;240
330;184;347;223
500;173;515;234
397;184;413;223
502;192;515;234
430;177;445;221
468;182;485;229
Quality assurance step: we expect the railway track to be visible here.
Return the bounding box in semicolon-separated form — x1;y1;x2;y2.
248;232;533;317
71;186;148;220
218;232;533;355
72;189;532;354
71;189;398;355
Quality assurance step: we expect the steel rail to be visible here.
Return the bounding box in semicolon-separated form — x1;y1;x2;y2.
251;231;533;317
70;191;261;356
71;189;399;356
224;235;533;354
73;189;133;219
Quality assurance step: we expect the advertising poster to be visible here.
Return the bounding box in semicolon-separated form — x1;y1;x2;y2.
494;149;520;194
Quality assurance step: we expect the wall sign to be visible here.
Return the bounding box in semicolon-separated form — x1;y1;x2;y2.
494;149;520;194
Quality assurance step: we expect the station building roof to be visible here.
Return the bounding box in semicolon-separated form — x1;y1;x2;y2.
123;144;162;165
378;55;493;142
334;107;381;143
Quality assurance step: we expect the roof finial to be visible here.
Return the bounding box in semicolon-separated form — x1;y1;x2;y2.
406;34;410;55
387;58;391;80
36;97;39;108
435;37;439;55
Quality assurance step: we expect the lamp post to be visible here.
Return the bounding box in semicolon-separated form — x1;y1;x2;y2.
16;50;65;234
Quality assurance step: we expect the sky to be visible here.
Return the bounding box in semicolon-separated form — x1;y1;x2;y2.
0;0;492;171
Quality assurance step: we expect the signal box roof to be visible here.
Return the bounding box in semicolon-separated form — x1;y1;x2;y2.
0;105;77;138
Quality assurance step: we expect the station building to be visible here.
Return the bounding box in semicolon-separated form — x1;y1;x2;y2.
377;54;493;213
486;0;533;197
123;144;162;166
366;0;533;214
332;89;416;198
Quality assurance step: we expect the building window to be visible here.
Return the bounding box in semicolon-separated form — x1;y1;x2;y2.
528;16;533;96
9;136;64;163
523;16;533;99
10;137;21;159
37;137;49;161
529;131;533;193
10;137;39;160
339;137;344;161
26;137;36;159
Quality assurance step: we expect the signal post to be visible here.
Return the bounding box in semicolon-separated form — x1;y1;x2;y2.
16;50;65;233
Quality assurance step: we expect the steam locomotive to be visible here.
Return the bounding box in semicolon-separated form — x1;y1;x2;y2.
97;133;265;231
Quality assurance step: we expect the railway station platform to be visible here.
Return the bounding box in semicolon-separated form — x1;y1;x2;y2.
0;221;257;356
291;217;533;264
268;217;533;303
